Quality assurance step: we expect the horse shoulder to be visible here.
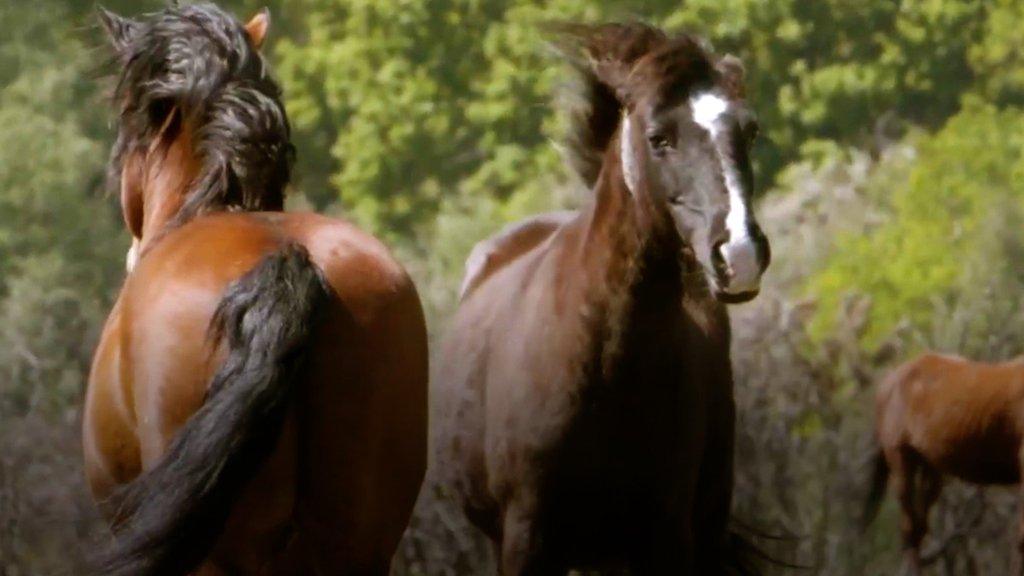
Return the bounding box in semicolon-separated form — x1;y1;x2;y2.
83;295;141;504
459;210;576;300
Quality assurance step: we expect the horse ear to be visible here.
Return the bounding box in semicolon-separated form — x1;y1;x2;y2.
592;60;639;107
97;6;139;57
717;54;746;98
244;8;271;50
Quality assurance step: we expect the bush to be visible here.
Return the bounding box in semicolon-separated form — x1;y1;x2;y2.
808;100;1024;346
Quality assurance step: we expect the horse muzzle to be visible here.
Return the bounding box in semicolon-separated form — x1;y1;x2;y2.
711;228;770;303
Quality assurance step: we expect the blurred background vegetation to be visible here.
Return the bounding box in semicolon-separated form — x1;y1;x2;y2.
0;0;1021;574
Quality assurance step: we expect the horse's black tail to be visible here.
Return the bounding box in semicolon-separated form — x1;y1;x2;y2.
861;446;890;532
93;243;331;576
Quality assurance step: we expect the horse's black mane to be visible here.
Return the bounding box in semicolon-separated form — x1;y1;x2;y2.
557;22;717;187
106;2;293;223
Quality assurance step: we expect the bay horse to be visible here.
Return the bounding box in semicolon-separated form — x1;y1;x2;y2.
865;353;1024;575
83;4;428;575
433;23;770;575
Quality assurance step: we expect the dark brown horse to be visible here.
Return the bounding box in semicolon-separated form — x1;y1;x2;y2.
865;353;1024;575
83;5;427;575
433;24;770;575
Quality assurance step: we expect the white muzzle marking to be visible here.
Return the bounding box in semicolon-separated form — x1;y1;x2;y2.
690;91;761;294
720;239;761;294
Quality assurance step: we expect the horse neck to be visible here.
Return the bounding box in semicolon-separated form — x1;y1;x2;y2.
138;128;201;249
580;137;675;280
570;146;668;374
579;149;639;273
572;142;728;374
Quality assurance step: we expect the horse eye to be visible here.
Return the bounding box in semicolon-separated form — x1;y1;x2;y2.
648;134;672;152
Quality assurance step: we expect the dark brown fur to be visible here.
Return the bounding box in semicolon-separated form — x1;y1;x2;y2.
434;23;767;575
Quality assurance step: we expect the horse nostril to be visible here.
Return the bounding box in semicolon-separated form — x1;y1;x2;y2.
751;225;771;271
711;241;730;280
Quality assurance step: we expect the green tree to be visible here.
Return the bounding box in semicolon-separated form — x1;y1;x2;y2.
0;2;128;572
808;99;1024;345
276;0;1012;251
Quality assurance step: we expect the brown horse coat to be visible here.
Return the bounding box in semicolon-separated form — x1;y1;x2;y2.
83;6;427;575
866;353;1024;575
86;213;428;574
434;23;770;575
458;211;574;299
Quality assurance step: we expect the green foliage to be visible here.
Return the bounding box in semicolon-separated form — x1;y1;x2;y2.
0;0;1022;573
275;0;615;235
0;3;126;572
0;0;123;359
664;0;993;180
275;0;491;227
808;100;1024;345
969;0;1024;106
0;79;117;286
0;254;103;416
276;0;1015;253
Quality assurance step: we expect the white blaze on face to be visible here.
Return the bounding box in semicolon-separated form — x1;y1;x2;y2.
620;112;640;195
689;91;761;294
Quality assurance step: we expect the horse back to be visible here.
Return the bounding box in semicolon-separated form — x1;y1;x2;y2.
877;353;1024;484
85;211;428;572
458;210;576;300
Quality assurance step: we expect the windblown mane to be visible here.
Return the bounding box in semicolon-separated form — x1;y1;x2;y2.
557;23;718;186
107;2;294;224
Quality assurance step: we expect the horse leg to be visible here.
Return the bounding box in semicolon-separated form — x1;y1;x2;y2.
915;466;942;571
498;497;565;576
690;406;734;575
630;478;697;575
892;447;926;576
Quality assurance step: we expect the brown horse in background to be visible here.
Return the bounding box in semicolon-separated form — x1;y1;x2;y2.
433;24;770;575
83;5;427;575
865;353;1024;575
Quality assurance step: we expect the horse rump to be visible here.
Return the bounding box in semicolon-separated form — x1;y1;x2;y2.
92;243;331;576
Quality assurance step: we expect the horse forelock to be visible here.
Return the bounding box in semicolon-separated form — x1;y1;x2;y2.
633;36;718;109
107;3;293;227
560;23;717;187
